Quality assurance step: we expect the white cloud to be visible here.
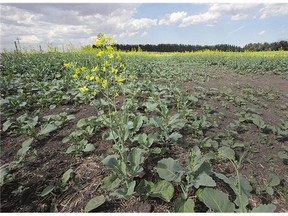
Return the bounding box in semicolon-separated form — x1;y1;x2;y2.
0;4;156;49
230;13;249;21
258;30;266;35
260;4;288;19
179;11;220;27
141;31;148;37
159;11;187;25
20;35;41;44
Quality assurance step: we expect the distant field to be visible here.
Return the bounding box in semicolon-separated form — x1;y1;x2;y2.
1;44;288;212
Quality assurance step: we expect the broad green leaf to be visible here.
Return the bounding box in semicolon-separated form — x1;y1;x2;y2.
17;146;30;156
133;116;143;132
61;168;73;186
128;148;145;165
126;181;136;196
40;185;55;197
66;145;77;153
266;187;274;195
84;195;106;212
38;123;58;136
150;180;174;202
2;120;13;132
145;102;158;112
156;158;185;182
77;118;88;128
135;180;154;197
151;147;161;154
234;193;249;210
267;173;280;187
175;197;195;212
251;204;276;212
195;172;216;188
22;137;34;148
239;175;252;196
83;143;95;152
102;174;121;190
168;132;182;141
197;188;235;212
102;155;121;175
278;150;288;160
218;146;235;160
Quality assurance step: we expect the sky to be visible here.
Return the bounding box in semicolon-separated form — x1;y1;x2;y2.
1;1;288;51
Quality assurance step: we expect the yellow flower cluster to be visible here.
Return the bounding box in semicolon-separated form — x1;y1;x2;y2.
64;34;136;98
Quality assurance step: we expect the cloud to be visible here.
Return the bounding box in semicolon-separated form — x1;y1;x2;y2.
159;4;258;28
260;4;288;19
209;3;258;21
0;3;156;49
179;11;220;27
258;30;266;35
159;11;187;25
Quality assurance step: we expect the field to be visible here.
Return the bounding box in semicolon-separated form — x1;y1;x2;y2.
1;38;288;212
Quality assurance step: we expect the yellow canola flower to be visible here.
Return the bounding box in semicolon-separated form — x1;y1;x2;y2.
91;66;98;72
102;79;108;89
92;91;97;96
120;63;125;68
102;66;106;72
108;53;114;59
89;76;95;81
112;67;118;74
75;68;81;74
80;86;89;92
95;76;101;83
72;74;78;79
115;76;124;82
129;74;135;80
63;63;71;68
96;51;104;57
103;60;109;67
81;66;87;72
85;75;91;80
106;45;113;52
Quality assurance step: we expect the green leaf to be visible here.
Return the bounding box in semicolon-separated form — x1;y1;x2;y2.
17;138;34;156
218;146;235;160
2;119;13;132
38;123;58;136
175;197;195;212
150;180;174;202
61;168;73;186
22;137;34;148
251;204;276;212
145;102;158;112
66;145;78;153
77;118;88;128
133;116;143;132
151;147;161;154
40;185;55;197
266;187;274;195
102;174;121;190
156;158;185;182
135;180;154;197
84;195;106;212
197;188;235;212
234;193;249;209
102;155;121;175
168;132;182;141
195;172;216;188
278;150;288;160
126;181;136;196
83;143;95;152
267;173;280;187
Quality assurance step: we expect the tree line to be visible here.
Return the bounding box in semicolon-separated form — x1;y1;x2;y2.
92;40;288;52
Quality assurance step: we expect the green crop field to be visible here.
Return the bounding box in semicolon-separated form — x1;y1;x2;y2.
1;35;288;212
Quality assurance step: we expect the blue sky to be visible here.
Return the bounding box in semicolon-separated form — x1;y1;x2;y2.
1;2;288;50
